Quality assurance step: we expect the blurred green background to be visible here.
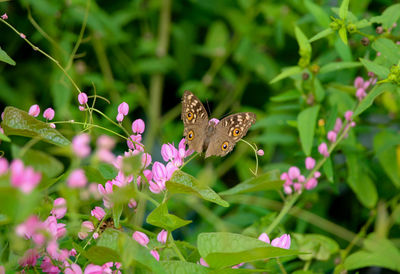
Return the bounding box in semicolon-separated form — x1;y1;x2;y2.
1;0;399;264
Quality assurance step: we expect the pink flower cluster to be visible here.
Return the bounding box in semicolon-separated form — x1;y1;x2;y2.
281;163;321;195
116;102;129;123
28;104;56;128
354;73;377;101
0;158;41;193
258;233;291;249
77;92;88;111
132;230;168;261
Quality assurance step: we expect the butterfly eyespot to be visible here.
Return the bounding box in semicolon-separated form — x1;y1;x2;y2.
233;127;241;136
187;112;194;121
221;141;229;151
188;130;194;141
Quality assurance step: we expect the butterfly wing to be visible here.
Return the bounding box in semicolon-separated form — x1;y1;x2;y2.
181;90;209;153
205;112;256;158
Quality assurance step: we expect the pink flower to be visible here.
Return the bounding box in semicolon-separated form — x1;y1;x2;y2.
257;149;264;156
166;162;178;180
161;143;177;162
96;149;115;164
232;263;245;269
0;158;8;175
10;159;41;193
49;123;56;128
304;178;318;190
127;134;142;150
78;93;88;105
150;250;160;261
84;264;103;274
132;119;145;134
293;182;302;192
81;221;95;232
152;162;168;184
327;131;337;143
51;198;67;219
288;166;300;180
128;198;137;208
67;169;87;188
132;231;149;246
43;108;55;120
334;118;342;133
283;185;293;195
20;33;26;39
198;258;209;267
0;266;4;274
318;142;329;157
19;248;40;267
72;133;91;158
91;206;106;221
118;102;129;115
209;118;220;125
271;234;291;249
149;181;163;193
258;233;270;244
377;52;381;57
65;263;82;274
93;232;99;239
354;77;364;89
141;153;152;168
97;135;115;150
28;104;40;117
157;229;168;244
356;88;367;101
1;13;8;20
79;106;85;111
344;111;353;121
40;256;60;273
305;157;315;170
116;113;124;123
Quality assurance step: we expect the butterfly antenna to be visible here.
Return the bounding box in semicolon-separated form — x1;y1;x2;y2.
205;99;211;115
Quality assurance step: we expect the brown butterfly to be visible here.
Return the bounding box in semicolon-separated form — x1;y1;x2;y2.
181;91;256;158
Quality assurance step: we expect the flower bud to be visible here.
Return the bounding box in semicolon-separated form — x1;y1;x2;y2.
118;102;129;115
28;104;40;117
132;231;149;246
157;229;168;244
91;206;106;221
132;119;145;134
258;233;270;244
305;157;315;170
43;108;55;120
78;93;88;105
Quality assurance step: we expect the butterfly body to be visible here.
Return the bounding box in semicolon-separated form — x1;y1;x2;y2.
181;91;256;158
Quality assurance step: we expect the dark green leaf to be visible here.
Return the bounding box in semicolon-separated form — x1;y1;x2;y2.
297;105;320;156
83;166;107;184
359;58;390;79
319;62;361;74
161;261;209;274
84;246;121;265
372;38;400;64
323;156;334;183
121;153;142;177
294;234;339;261
98;163;118;180
0;46;16;66
166;170;229;207
354;83;395;116
113;203;123;228
97;229;120;251
0;107;70;146
370;4;400;29
146;202;192;231
304;0;330;28
219;170;282;195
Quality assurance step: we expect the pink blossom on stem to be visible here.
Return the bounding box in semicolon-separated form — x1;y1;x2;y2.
141;153;152;168
377;52;381;57
356;88;367;101
198;258;209;267
67;169;87;188
161;143;178;162
28;104;40;117
132;119;145;134
51;198;67;219
288;166;300;180
97;135;115;150
19;248;40;267
118;102;129;115
152;161;168;184
72;133;91;158
305;157;315;170
166;162;178;180
127;134;142;150
20;33;26;39
257;149;264;156
96;148;115;164
91;206;106;221
318;142;329;157
1;13;8;20
283;185;293;195
128;198;137;208
84;264;103;274
81;221;95;232
157;229;168;244
78;92;88;105
304;178;318;190
345;111;353;121
293;182;302;192
258;233;270;244
93;232;99;239
150;250;160;261
49;123;56;128
65;263;82;274
43;108;55;120
314;171;321;178
0;158;8;175
149;181;162;194
116;113;124;123
10;159;41;193
79;106;85;111
334;118;342;133
132;231;149;246
327;130;337;143
271;234;291;249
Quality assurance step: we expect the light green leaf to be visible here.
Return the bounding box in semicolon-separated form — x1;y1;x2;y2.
0;46;16;66
339;0;349;20
309;28;334;43
354;19;371;29
112;203;123;228
304;0;330;28
219;170;282;195
370;4;400;29
98;163;118;180
323;156;334;183
0;106;70;146
354;83;395;116
359;58;390;79
161;261;209;274
270;90;301;102
121;153;142;177
0;131;11;142
97;229;120;251
84;246;121;265
338;27;348;45
294;234;339;261
295;26;312;55
204;21;229;57
297;105;320;156
270;66;302;84
146;202;192;231
372;38;400;64
319;62;361;74
198;232;302;269
314;78;325;102
166;170;229;207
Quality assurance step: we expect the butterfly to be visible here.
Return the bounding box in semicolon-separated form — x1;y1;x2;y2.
181;90;256;158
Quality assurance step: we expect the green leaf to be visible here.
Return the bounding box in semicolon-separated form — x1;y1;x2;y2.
219;170;282;195
323;156;334;183
359;58;390;79
297;105;320;156
0;131;11;142
338;27;348;45
113;203;123;228
319;62;361;74
314;78;325;102
166;170;229;207
295;26;312;55
161;261;209;274
83;166;107;184
372;38;400;64
304;0;330;28
0;106;70;146
118;233;166;273
197;232;302;269
354;19;371;29
354;83;395;116
0;46;16;66
146;202;192;231
344;233;400;271
270;90;301;102
204;21;229;57
97;229;120;251
309;28;334;43
270;66;302;84
84;246;121;265
373;131;400;188
370;4;400;29
12;146;63;178
98;163;118;180
339;0;349;20
294;234;339;261
121;153;142;177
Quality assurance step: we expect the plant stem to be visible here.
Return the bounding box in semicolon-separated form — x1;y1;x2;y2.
168;232;186;261
266;193;300;235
